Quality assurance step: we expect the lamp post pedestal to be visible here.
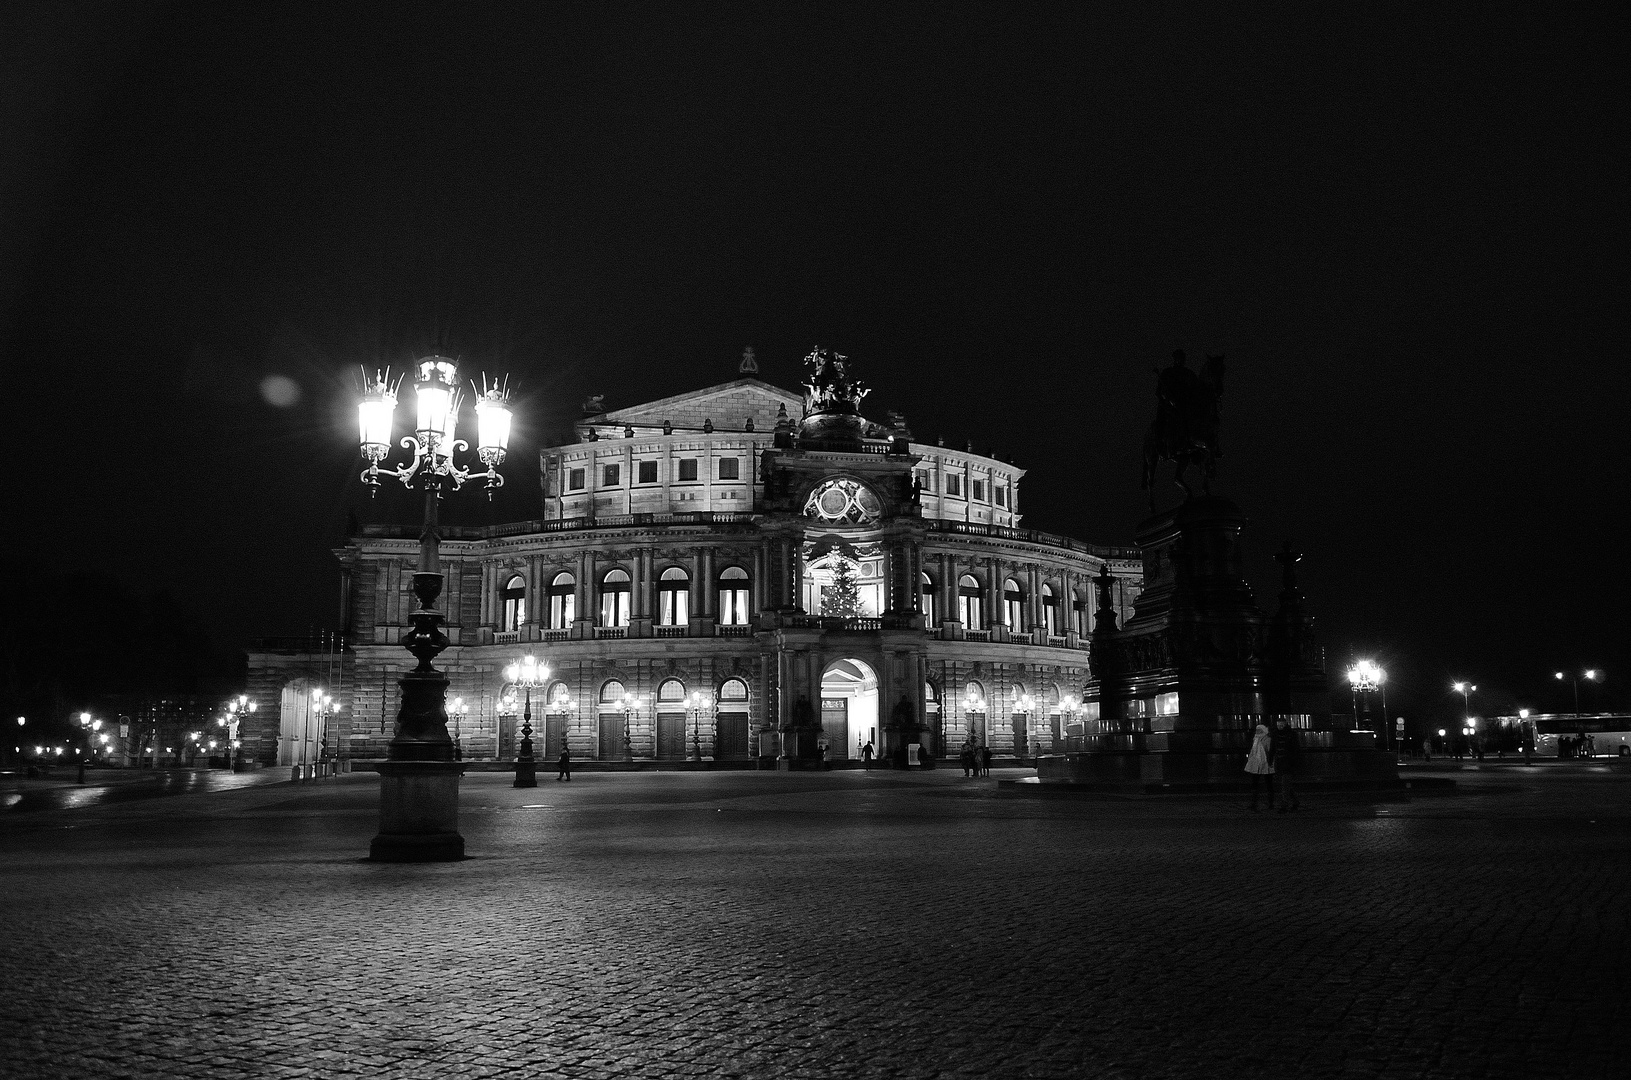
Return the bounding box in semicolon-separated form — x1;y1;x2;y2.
372;760;467;860
514;687;537;788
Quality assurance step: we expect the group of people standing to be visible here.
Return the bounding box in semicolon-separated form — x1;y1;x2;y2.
1243;718;1301;812
959;741;992;777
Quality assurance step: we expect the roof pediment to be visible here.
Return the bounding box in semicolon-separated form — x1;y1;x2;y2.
580;378;803;434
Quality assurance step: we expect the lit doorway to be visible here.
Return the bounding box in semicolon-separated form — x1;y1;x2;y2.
820;659;879;760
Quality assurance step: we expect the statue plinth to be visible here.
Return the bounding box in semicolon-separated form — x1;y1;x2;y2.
1040;497;1397;791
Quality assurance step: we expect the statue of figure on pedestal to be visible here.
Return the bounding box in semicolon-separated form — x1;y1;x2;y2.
1141;350;1226;509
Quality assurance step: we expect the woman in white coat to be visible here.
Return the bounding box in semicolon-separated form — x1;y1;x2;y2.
1244;722;1274;811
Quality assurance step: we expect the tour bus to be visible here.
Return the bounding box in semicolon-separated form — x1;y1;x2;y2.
1525;714;1631;758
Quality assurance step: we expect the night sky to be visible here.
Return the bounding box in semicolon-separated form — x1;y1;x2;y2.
4;3;1625;723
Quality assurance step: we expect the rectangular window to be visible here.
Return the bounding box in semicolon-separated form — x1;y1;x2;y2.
972;479;985;501
995;485;1007;508
638;460;657;484
945;474;962;497
568;468;585;491
1154;692;1180;717
678;459;698;481
915;470;933;492
718;457;739;480
603;464;620;487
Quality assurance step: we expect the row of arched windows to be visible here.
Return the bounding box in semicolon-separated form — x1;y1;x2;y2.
919;573;1089;635
594;677;751;706
500;568;752;631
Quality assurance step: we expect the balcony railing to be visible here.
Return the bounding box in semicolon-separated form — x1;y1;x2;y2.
964;629;991;642
923;519;1139;560
594;627;628;639
654;626;687;638
716;624;753;637
782;615;885;632
494;630;521;645
541;629;570;642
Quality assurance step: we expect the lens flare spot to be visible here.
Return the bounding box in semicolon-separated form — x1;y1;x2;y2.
260;375;301;407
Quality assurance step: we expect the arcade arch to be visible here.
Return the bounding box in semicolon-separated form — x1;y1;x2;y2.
819;658;879;760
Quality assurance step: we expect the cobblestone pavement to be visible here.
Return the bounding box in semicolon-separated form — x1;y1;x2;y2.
2;764;1627;1079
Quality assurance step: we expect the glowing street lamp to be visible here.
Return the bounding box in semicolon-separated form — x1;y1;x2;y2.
1016;692;1037;762
504;656;547;788
1553;668;1603;717
619;692;645;761
1347;659;1388;749
687;690;712;761
358;356;516;862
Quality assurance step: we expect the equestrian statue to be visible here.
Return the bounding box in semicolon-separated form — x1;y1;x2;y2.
1141;350;1225;511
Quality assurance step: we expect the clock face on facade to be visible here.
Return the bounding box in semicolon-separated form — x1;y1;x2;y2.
803;478;883;525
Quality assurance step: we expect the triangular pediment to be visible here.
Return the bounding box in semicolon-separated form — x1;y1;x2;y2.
578;378;803;435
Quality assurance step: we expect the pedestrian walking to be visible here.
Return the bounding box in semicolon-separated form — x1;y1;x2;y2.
1269;718;1301;812
960;743;974;777
1421;736;1431;762
1244;721;1274;811
818;735;829;770
981;745;993;777
556;747;571;781
862;740;874;768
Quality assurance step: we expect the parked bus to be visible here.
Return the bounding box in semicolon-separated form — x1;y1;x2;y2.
1517;714;1631;758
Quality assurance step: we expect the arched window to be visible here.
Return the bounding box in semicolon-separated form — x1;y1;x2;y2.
958;574;983;628
718;566;751;625
599;679;627;705
548;572;575;629
964;679;987;711
920;571;937;624
1042;583;1058;636
600;569;631;627
719;678;749;705
656;678;687;704
547;681;572;708
1003;579;1024;631
657;567;689;626
501;574;526;632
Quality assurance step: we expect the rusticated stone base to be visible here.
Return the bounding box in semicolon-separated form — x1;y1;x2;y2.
370;760;467;862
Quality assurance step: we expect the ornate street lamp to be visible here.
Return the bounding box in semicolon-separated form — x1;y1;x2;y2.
687;690;712;761
1347;659;1388;750
504;657;547;788
619;692;644;761
357;356;514;861
1016;692;1036;763
1553;668;1603;717
223;696;255;771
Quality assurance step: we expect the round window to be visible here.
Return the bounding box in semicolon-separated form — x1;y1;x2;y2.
803;479;882;525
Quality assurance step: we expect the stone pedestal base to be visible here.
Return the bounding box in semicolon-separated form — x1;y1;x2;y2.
370;760;467;862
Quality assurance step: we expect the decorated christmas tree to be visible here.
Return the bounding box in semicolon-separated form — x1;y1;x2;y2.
821;559;862;618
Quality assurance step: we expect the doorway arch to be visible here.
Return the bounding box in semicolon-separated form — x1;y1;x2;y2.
820;658;879;761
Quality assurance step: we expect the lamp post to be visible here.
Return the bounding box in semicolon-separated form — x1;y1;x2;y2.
1452;682;1475;758
1016;692;1036;763
687;690;711;761
358;356;513;861
964;685;986;759
449;697;469;762
619;692;644;761
76;712;94;783
1553;668;1602;717
224;696;254;771
504;657;547;787
1347;660;1387;750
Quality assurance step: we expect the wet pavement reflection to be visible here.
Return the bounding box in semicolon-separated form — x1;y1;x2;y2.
2;769;286;812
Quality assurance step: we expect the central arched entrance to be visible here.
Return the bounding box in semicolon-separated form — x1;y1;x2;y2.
820;658;879;760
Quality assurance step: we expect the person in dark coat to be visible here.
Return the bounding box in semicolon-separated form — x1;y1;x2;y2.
1269;718;1300;812
960;743;975;777
861;740;874;768
981;745;993;777
556;747;572;781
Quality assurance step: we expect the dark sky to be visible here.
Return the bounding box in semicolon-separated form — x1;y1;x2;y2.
4;2;1626;721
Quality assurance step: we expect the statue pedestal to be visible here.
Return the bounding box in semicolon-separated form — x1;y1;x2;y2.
370;761;467;861
1039;497;1397;791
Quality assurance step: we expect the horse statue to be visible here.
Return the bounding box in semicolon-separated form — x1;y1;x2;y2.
1141;350;1225;510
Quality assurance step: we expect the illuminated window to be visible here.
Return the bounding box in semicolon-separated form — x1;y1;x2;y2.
657;679;686;704
600;569;631;627
657;567;689;626
548;573;575;629
1073;592;1088;635
1154;692;1179;716
920;571;937;623
719;458;739;480
1042;583;1058;635
1003;579;1024;630
718;566;751;625
599;679;627;705
500;575;525;632
638;460;658;483
958;575;983;628
720;678;749;702
678;459;698;481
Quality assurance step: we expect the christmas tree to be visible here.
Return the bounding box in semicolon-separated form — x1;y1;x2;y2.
821;559;862;618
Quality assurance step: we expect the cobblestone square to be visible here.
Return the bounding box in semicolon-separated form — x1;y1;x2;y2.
2;765;1627;1079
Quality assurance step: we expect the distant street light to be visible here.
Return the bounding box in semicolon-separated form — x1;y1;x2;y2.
619;693;645;761
1553;669;1603;717
688;690;712;761
503;657;547;788
359;357;514;861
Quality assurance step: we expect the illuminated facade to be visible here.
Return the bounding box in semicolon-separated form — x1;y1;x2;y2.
245;351;1142;766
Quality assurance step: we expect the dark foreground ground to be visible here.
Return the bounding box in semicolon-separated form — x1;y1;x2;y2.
2;763;1628;1079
